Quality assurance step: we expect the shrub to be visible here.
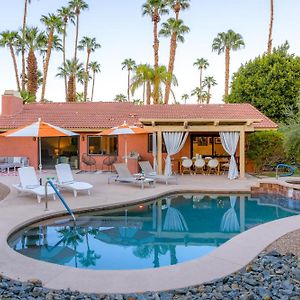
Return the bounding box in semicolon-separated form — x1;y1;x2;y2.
282;124;300;164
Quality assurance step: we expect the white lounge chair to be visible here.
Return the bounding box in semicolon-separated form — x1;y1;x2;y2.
55;163;93;197
138;161;177;185
110;163;155;189
13;167;56;203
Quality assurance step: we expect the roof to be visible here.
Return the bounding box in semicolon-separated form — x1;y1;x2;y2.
0;102;277;131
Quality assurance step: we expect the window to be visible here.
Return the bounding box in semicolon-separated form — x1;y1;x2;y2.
148;133;167;153
87;136;118;155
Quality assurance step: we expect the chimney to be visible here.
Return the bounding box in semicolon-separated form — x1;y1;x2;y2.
1;90;23;116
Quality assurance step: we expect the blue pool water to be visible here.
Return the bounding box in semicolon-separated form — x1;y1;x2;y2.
8;193;300;270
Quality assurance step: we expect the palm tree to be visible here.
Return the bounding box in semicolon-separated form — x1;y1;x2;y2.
57;6;75;101
56;59;84;102
203;76;217;104
24;27;47;100
121;58;136;102
69;0;89;99
159;18;189;104
167;0;190;20
212;29;245;97
40;13;64;102
181;93;189;104
131;64;154;104
88;61;101;101
193;58;209;93
191;87;201;103
21;0;32;91
142;0;169;104
114;94;127;102
78;36;101;101
0;31;21;92
268;0;274;54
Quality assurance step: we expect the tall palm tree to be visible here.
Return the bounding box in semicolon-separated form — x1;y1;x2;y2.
193;58;209;93
56;59;84;102
203;76;217;104
21;0;32;91
57;6;75;101
0;31;21;92
88;61;101;101
114;94;127;102
167;0;190;20
181;93;189;104
131;64;154;104
78;36;101;101
24;27;47;100
159;18;189;104
121;58;136;102
212;30;245;97
268;0;274;54
191;87;201;103
69;0;89;99
40;13;64;102
142;0;169;104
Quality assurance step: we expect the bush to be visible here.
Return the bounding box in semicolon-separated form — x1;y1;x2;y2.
282;124;300;164
246;131;285;173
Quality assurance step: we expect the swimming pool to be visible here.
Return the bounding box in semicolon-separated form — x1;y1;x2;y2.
8;193;300;270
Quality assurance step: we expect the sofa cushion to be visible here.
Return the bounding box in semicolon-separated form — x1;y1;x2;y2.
13;157;22;163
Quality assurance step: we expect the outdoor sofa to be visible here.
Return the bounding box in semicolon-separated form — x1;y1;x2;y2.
0;156;29;173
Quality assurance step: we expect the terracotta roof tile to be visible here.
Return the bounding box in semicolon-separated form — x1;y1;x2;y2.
0;102;277;130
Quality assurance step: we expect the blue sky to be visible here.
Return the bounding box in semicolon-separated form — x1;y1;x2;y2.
0;0;300;103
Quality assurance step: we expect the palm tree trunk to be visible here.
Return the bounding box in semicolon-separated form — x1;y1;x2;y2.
41;30;54;102
73;13;79;100
146;81;151;105
67;75;75;102
164;32;177;104
143;82;145;104
199;68;203;104
127;70;130;102
27;49;37;99
267;0;274;54
224;46;230;97
63;22;68;101
21;0;28;91
153;10;160;104
83;50;90;101
207;85;211;104
9;45;21;92
91;71;95;101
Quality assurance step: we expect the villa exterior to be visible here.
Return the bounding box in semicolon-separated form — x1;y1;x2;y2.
0;92;277;178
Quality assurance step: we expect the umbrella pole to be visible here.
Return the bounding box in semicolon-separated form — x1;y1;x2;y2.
125;137;128;164
39;138;42;184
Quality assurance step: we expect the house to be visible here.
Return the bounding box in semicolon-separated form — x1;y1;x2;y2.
0;92;277;178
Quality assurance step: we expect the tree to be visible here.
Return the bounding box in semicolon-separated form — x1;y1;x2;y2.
114;94;127;102
167;0;190;20
24;27;47;100
69;0;89;99
142;0;169;104
121;58;136;102
212;29;245;98
203;76;217;103
159;18;189;104
78;36;101;101
21;0;32;91
181;93;189;104
56;59;84;102
226;43;300;124
88;61;101;101
40;13;64;102
193;58;209;97
282;125;300;164
57;6;75;101
268;0;274;54
190;87;201;103
0;31;21;92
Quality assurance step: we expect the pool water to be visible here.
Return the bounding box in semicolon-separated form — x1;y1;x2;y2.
8;193;300;270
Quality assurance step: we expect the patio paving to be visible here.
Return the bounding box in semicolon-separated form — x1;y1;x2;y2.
0;171;299;293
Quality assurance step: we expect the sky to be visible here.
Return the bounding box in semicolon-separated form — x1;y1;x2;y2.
0;0;300;104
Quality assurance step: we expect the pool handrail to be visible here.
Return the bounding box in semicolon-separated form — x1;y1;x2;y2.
275;163;295;179
44;179;76;223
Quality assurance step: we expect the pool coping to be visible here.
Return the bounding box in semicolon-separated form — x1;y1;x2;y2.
0;176;299;293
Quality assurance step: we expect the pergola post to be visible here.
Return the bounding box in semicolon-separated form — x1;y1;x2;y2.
157;129;163;175
239;127;245;179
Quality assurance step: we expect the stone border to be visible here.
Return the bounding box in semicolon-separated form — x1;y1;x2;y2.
0;187;300;294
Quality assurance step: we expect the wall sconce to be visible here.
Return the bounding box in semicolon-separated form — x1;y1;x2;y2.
81;135;85;142
33;137;37;141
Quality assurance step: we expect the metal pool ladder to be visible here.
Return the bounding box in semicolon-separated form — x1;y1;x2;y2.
44;180;76;223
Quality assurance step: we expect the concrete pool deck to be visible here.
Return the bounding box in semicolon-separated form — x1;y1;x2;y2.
0;172;299;293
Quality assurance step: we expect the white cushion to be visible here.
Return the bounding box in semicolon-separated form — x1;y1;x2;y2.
13;157;22;163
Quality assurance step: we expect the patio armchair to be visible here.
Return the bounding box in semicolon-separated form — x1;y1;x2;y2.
138;161;177;185
207;158;219;175
181;158;193;175
194;158;206;174
55;163;93;197
13;166;56;203
110;163;155;189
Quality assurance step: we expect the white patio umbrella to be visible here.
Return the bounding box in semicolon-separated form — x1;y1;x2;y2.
98;121;147;164
1;118;78;177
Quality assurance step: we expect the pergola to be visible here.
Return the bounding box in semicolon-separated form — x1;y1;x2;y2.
141;118;267;179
